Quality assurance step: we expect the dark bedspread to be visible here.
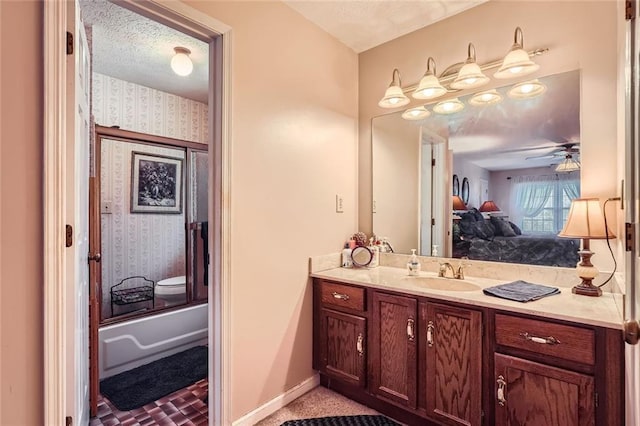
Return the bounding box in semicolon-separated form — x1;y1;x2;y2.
462;234;580;267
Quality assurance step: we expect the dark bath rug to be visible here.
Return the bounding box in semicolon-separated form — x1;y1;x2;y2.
100;345;207;411
281;415;401;426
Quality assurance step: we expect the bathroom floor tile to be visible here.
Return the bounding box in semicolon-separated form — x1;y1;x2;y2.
89;378;208;426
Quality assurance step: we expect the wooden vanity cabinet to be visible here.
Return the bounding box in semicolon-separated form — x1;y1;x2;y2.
313;280;367;388
369;291;418;409
491;312;623;426
420;302;483;426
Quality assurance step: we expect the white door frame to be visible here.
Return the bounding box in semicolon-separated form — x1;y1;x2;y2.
43;2;233;425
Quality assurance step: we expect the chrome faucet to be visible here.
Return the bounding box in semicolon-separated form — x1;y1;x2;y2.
438;261;465;280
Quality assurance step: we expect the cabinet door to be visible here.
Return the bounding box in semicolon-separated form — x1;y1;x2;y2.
319;308;366;387
421;302;482;426
370;291;417;409
494;354;595;426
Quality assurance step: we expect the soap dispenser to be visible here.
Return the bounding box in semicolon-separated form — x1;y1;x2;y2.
368;238;380;268
407;249;420;276
341;242;353;268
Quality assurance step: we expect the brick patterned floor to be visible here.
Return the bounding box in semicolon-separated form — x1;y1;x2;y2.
89;378;208;425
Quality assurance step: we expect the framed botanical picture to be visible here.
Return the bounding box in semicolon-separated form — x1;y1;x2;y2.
130;152;183;214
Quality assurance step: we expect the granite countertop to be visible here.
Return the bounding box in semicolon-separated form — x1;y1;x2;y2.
310;265;624;330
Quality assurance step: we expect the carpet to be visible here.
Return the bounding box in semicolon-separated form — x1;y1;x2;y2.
281;415;400;426
100;345;208;411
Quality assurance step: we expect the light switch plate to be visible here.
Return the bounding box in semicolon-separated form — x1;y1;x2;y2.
336;194;344;213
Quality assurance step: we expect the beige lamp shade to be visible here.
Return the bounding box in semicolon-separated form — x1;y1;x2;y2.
452;195;467;210
558;198;616;239
479;200;500;212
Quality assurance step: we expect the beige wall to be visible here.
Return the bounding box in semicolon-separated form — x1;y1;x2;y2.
0;0;358;424
359;1;619;271
0;1;44;425
185;1;358;421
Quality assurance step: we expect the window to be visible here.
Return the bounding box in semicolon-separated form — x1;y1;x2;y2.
511;175;579;234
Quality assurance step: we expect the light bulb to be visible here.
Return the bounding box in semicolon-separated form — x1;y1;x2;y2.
171;47;193;77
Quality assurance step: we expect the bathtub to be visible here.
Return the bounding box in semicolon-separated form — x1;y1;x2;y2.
99;304;208;378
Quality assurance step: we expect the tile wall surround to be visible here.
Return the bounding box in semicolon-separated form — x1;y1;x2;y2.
310;252;620;293
92;72;208;144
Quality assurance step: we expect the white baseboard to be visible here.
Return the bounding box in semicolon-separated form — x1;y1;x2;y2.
232;374;320;425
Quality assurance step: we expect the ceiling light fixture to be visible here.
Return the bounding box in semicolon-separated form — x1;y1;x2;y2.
494;27;540;79
555;154;581;172
433;98;465;115
450;43;490;90
378;68;410;108
401;106;431;121
413;57;447;100
171;47;193;77
469;89;503;106
508;79;546;99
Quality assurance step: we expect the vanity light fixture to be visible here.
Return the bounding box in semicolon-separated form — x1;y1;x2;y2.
378;68;410;108
494;27;540;79
171;47;193;77
469;89;503;106
558;198;616;297
555;154;581;172
508;79;546;99
401;106;431;121
413;57;447;100
450;43;490;90
433;98;464;115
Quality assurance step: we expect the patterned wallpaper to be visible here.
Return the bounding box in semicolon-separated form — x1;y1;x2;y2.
93;73;208;319
92;72;208;144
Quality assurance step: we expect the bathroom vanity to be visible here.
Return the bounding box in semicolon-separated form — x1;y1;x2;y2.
311;261;624;426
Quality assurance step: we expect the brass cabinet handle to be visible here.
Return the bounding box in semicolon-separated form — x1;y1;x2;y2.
407;318;415;341
497;375;507;406
356;333;364;356
520;332;561;345
427;321;435;347
332;292;350;301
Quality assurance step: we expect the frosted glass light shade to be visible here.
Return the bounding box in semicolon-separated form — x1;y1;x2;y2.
508;80;546;99
402;106;430;121
450;62;490;90
433;98;464;115
555;156;580;172
171;47;193;76
558;198;615;239
378;85;410;108
494;48;539;79
413;74;447;100
469;89;502;106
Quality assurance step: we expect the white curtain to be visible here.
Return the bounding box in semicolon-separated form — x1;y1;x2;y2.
559;173;580;199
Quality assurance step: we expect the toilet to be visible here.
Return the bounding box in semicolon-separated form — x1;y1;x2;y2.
155;275;187;307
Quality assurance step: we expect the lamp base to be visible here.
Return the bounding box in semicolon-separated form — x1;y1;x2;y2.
572;279;602;297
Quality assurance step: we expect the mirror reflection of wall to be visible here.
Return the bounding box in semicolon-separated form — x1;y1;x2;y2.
372;70;581;268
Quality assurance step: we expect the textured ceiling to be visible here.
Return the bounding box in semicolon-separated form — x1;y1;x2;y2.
80;0;209;103
283;0;488;53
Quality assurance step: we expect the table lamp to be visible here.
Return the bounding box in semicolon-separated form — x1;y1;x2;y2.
558;198;616;297
452;195;467;211
479;200;500;213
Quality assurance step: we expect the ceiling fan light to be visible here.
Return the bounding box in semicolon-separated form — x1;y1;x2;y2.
450;43;489;90
555;156;581;172
379;68;410;108
508;79;546;99
402;106;431;121
469;89;503;106
171;47;193;77
433;98;464;114
494;27;539;79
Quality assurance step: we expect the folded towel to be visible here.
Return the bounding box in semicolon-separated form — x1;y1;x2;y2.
483;280;560;303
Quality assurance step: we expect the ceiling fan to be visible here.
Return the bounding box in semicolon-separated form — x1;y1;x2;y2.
524;142;580;161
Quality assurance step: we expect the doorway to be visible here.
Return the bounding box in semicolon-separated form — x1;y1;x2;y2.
42;1;231;425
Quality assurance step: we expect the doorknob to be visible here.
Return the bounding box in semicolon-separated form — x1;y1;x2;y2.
88;253;101;263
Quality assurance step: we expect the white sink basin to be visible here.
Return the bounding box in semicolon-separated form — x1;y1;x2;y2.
401;276;480;292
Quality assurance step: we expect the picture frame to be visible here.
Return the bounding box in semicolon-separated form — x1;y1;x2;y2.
130;152;183;214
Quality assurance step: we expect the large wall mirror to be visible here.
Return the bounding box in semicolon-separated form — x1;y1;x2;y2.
372;70;582;267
